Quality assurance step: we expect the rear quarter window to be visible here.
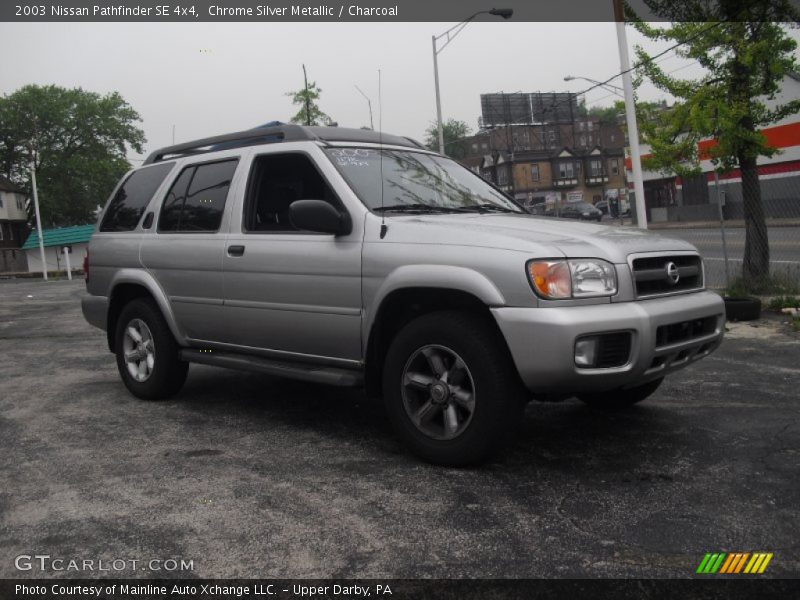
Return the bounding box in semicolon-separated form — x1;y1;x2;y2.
99;163;175;232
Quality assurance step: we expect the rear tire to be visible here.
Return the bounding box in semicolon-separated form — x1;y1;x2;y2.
114;298;188;400
577;377;663;410
382;311;526;466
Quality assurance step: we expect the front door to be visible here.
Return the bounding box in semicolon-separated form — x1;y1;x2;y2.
220;148;363;363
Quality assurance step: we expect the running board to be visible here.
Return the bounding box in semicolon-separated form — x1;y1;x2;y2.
180;349;363;387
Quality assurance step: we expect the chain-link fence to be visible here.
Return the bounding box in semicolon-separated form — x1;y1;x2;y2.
638;172;800;294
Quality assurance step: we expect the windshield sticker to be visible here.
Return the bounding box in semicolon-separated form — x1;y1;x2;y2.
329;148;376;167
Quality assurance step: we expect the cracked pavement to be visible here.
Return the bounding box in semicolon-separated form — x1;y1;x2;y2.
1;279;798;578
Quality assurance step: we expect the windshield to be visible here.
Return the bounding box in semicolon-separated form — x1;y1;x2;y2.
324;148;523;214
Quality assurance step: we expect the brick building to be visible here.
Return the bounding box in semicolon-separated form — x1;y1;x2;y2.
459;93;628;213
0;175;30;272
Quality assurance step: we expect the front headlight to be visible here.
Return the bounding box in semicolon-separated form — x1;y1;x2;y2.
527;259;617;299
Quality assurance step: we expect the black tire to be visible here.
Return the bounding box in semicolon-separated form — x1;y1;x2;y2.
382;311;526;466
723;296;761;321
577;377;664;410
114;298;188;400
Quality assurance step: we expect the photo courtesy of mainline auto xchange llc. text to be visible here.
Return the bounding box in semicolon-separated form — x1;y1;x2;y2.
13;583;393;597
0;0;799;595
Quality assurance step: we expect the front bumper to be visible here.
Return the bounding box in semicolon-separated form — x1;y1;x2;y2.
81;295;109;331
492;290;725;394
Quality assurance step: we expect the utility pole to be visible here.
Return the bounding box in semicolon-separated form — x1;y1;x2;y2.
432;35;445;153
354;85;374;130
29;148;48;280
714;170;731;289
613;0;648;229
302;64;311;126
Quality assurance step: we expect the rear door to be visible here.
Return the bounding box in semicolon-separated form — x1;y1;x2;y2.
140;153;246;343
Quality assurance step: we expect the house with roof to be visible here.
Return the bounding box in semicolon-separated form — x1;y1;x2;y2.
21;224;94;274
0;175;30;272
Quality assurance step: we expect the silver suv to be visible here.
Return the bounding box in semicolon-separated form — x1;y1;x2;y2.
82;124;724;465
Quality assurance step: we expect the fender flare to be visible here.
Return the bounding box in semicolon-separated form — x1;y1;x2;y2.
363;264;506;345
107;269;187;345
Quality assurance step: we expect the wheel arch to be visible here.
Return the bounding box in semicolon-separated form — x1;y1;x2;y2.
364;285;513;399
106;270;184;352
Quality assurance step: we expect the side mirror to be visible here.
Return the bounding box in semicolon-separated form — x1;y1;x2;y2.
289;200;352;235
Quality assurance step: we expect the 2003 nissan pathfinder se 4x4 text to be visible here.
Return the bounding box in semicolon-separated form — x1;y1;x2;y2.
82;124;724;465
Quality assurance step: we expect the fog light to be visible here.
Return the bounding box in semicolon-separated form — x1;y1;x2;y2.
575;337;598;367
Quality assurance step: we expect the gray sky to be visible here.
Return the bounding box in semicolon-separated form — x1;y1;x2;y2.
0;21;731;162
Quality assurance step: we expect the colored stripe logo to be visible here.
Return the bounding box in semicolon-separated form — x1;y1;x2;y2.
696;552;773;574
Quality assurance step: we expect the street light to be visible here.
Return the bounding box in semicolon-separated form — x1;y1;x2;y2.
563;75;625;98
432;8;513;154
354;85;374;130
613;0;648;229
28;146;48;281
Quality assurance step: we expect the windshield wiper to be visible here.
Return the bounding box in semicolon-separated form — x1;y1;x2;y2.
460;203;521;214
374;203;470;214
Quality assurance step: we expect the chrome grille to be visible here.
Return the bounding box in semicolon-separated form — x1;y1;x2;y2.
632;254;703;297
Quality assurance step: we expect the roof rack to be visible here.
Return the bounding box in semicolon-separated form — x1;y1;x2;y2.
143;124;315;164
303;126;426;149
143;125;426;165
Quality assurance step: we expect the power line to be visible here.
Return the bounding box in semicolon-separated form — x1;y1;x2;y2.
571;21;724;103
584;60;702;107
584;91;621;106
665;60;701;76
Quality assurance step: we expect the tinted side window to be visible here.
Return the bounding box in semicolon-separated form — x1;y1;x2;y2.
158;168;193;232
158;159;238;232
100;163;174;232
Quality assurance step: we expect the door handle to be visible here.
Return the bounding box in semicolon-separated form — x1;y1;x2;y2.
227;245;245;257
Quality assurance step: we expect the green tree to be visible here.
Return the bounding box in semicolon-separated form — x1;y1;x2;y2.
424;119;472;159
588;100;625;125
0;84;145;226
286;79;333;126
631;1;800;289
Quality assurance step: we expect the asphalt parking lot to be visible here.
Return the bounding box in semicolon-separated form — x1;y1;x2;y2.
1;278;799;579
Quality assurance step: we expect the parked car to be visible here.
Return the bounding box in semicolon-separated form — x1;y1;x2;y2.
595;200;610;215
525;201;548;216
560;201;603;221
82;124;724;465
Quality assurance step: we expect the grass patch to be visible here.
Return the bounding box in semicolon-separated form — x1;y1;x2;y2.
724;273;800;297
766;296;800;311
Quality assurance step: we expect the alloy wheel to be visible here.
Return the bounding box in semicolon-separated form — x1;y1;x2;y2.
122;318;155;382
401;344;476;441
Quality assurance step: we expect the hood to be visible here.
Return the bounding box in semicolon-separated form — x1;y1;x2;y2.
378;213;698;263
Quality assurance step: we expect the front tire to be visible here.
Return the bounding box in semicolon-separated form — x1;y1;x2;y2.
577;377;663;410
114;298;188;400
382;311;526;466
